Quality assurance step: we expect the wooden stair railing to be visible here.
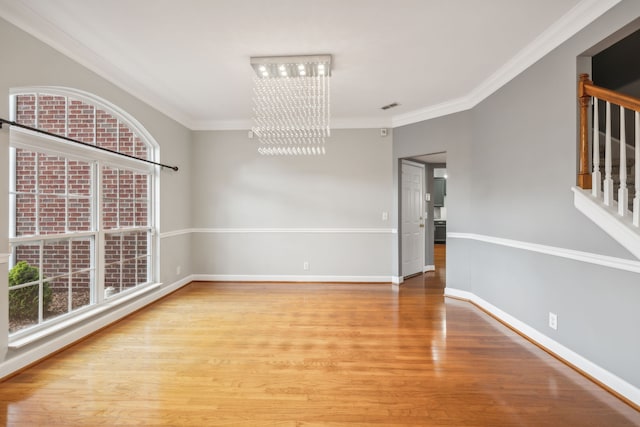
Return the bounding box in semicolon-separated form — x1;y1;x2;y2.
578;73;640;227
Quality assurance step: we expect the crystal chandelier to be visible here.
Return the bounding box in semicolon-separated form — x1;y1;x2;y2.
250;55;331;155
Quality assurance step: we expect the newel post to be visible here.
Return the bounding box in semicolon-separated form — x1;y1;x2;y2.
578;74;592;189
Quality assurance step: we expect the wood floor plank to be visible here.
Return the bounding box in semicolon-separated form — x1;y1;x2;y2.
1;245;639;425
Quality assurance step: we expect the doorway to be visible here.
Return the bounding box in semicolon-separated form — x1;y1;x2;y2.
399;152;447;281
400;160;425;277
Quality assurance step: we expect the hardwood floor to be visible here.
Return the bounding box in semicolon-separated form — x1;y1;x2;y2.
1;245;639;425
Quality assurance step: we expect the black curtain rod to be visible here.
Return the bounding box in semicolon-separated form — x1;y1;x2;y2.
0;118;179;171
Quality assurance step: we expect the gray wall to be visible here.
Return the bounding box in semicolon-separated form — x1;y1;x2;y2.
393;111;473;284
0;17;192;365
2;0;640;393
393;0;640;389
190;129;394;278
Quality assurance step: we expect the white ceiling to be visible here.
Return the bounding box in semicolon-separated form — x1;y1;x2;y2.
0;0;621;130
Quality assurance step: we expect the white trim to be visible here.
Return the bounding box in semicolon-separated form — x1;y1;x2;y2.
423;265;435;272
392;96;475;128
332;117;393;130
0;253;10;264
161;227;399;239
192;227;397;234
572;187;640;260
401;159;426;168
0;2;195;129
192;117;394;131
0;1;620;130
0;276;192;380
392;0;622;128
448;231;640;274
191;274;392;283
9;283;162;349
9;86;161;284
159;228;193;239
191;119;251;131
391;276;404;285
444;287;640;407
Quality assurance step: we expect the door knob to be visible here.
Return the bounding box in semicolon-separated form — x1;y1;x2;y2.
419;224;424;228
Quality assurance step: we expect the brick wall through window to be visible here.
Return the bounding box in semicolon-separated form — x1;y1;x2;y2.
9;92;154;333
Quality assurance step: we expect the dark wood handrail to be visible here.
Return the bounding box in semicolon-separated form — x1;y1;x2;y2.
576;74;640;190
579;74;640;112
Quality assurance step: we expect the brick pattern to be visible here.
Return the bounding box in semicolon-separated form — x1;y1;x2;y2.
104;231;149;291
11;93;152;321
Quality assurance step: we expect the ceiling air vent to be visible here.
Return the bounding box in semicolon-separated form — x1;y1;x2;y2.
381;102;399;110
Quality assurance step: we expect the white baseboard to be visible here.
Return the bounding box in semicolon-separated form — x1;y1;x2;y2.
192;274;393;283
0;275;193;380
444;287;640;407
423;265;435;272
391;276;404;286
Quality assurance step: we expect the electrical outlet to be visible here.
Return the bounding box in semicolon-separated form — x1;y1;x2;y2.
176;265;181;275
382;211;388;221
303;261;309;271
548;312;558;330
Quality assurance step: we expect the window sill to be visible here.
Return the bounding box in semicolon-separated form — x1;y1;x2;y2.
8;283;162;350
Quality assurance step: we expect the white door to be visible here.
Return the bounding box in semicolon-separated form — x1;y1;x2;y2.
401;161;425;277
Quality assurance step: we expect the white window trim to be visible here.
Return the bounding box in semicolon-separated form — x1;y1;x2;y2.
8;283;162;349
8;87;161;342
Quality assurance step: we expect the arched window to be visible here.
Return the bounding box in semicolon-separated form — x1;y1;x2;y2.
8;87;158;336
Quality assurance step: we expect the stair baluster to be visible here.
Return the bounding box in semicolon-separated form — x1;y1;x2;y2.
603;101;614;206
592;98;601;197
618;106;629;216
635;111;640;227
577;73;639;229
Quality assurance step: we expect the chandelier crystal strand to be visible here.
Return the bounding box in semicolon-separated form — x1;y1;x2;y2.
250;55;331;155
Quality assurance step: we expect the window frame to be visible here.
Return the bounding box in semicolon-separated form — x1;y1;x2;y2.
8;87;160;340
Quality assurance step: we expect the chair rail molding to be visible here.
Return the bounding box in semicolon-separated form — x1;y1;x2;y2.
448;231;640;272
160;227;397;239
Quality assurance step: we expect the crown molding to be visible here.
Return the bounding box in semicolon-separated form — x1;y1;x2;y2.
0;0;196;130
391;96;475;128
393;0;622;128
0;0;621;131
200;0;622;130
464;0;622;107
191;119;253;131
192;116;393;131
331;117;393;130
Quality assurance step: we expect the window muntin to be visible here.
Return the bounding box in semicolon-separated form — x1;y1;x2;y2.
8;89;157;335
